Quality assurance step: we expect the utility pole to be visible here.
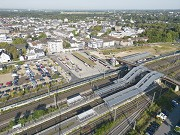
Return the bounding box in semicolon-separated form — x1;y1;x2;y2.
133;121;136;130
90;79;93;86
54;94;57;108
48;83;51;96
136;101;139;109
114;108;117;121
117;73;120;83
151;92;156;105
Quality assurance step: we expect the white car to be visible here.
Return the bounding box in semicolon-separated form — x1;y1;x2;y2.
156;112;167;121
172;100;179;107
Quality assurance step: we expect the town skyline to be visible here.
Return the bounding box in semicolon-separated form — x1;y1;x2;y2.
0;0;179;10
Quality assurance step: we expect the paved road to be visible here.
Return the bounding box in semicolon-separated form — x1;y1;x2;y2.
155;105;180;135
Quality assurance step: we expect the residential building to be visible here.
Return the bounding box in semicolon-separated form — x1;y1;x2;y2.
26;48;45;60
0;34;12;43
48;40;64;53
0;64;3;70
0;52;11;63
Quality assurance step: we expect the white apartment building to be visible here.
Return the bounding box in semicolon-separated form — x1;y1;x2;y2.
0;34;12;43
0;52;11;63
48;40;64;53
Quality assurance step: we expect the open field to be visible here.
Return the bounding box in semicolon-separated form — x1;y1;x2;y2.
72;52;96;67
100;43;179;57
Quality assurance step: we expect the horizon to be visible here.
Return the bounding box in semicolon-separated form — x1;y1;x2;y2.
0;0;179;10
0;8;180;11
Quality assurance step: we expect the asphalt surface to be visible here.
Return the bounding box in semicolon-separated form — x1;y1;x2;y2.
155;105;180;135
49;55;79;82
0;75;116;131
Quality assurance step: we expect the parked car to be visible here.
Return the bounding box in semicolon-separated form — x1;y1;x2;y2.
145;121;160;135
6;81;12;87
156;112;167;121
150;121;160;129
0;83;3;89
5;89;11;93
2;93;9;98
174;121;180;133
172;100;179;107
40;77;45;81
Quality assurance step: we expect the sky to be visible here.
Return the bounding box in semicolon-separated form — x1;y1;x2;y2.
0;0;180;10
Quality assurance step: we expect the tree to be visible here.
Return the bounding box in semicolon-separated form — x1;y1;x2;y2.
63;40;71;49
38;32;47;39
13;38;27;45
92;25;102;32
72;30;79;37
166;33;173;42
0;42;19;60
32;110;45;119
139;23;180;43
90;31;98;37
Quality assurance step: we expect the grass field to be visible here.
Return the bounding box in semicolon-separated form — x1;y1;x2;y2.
101;43;179;56
72;52;96;67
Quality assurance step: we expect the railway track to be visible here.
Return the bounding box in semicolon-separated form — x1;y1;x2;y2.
146;54;180;71
0;69;119;109
67;95;151;135
108;98;151;135
35;85;158;135
10;81;159;135
0;75;116;132
1;97;103;135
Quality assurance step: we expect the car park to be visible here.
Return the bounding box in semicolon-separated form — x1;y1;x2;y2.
24;64;37;87
145;121;160;135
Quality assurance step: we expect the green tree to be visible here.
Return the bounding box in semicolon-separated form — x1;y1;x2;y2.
63;40;71;49
90;31;98;37
0;42;19;60
92;25;102;32
13;38;27;45
166;33;173;42
72;30;79;37
32;110;46;119
38;33;47;39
